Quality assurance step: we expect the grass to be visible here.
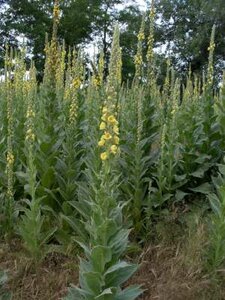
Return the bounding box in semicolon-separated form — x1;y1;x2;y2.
1;206;225;300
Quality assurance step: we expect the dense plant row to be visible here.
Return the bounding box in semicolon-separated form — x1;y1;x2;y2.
1;1;225;298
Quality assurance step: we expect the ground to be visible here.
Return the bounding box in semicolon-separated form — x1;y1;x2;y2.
1;229;224;300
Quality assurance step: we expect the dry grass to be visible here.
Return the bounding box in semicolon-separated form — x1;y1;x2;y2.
0;241;78;300
1;216;225;300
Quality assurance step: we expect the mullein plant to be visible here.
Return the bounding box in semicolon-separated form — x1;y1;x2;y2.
207;158;225;273
195;25;222;181
149;79;183;207
120;3;160;236
119;13;155;237
176;73;199;189
34;0;63;210
2;46;15;238
55;50;85;250
55;41;66;104
70;52;106;243
217;72;225;149
0;47;8;211
205;68;225;273
176;73;210;195
181;26;222;196
146;0;155;84
18;64;56;263
201;25;221;158
65;26;142;300
134;13;145;84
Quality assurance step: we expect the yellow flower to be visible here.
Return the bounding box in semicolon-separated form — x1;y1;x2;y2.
137;32;145;41
208;43;215;52
7;152;14;165
103;132;112;140
102;107;108;114
113;125;119;135
26;109;35;118
108;115;117;124
72;78;81;89
114;136;119;145
100;122;106;130
98;139;105;147
110;145;117;154
101;114;107;121
101;152;108;161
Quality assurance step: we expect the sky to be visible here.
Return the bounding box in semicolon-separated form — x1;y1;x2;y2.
137;0;148;10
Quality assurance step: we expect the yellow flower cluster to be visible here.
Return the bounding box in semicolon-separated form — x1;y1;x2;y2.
56;47;66;88
72;78;82;90
25;128;35;142
147;34;154;63
25;101;36;144
92;75;101;88
98;106;120;161
208;42;215;52
26;109;35;119
53;3;60;24
137;32;145;41
69;97;78;123
147;1;155;66
150;7;155;19
7;152;14;165
134;54;143;67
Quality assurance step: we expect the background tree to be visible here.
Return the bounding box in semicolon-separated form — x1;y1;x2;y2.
0;0;143;81
156;0;225;77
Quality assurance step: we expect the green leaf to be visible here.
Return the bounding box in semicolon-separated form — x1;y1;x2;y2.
41;167;55;188
91;246;112;273
189;183;213;194
175;190;189;202
115;285;143;300
64;285;90;300
96;219;118;245
105;261;138;286
83;271;103;294
95;288;116;300
208;194;221;216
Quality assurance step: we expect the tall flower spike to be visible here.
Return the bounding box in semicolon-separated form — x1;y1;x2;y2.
206;24;216;88
69;50;83;124
53;0;60;37
64;47;72;101
6;67;14;199
99;26;122;161
56;41;66;99
43;0;60;88
98;106;120;161
146;0;155;83
107;25;122;93
25;63;36;144
134;13;146;82
14;45;26;97
92;51;105;88
98;51;105;86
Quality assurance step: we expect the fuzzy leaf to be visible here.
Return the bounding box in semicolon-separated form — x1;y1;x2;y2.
91;246;112;273
105;261;138;286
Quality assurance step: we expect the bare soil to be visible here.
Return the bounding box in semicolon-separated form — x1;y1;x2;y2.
0;239;224;300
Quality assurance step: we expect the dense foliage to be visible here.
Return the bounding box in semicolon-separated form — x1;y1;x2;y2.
1;1;225;299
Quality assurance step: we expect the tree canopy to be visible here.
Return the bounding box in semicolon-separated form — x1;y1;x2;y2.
156;0;225;76
1;0;225;80
0;0;143;80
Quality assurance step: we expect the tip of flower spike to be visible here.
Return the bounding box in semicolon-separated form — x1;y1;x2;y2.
100;152;108;161
110;145;118;155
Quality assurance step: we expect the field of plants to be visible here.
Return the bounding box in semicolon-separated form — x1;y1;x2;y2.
1;1;225;299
